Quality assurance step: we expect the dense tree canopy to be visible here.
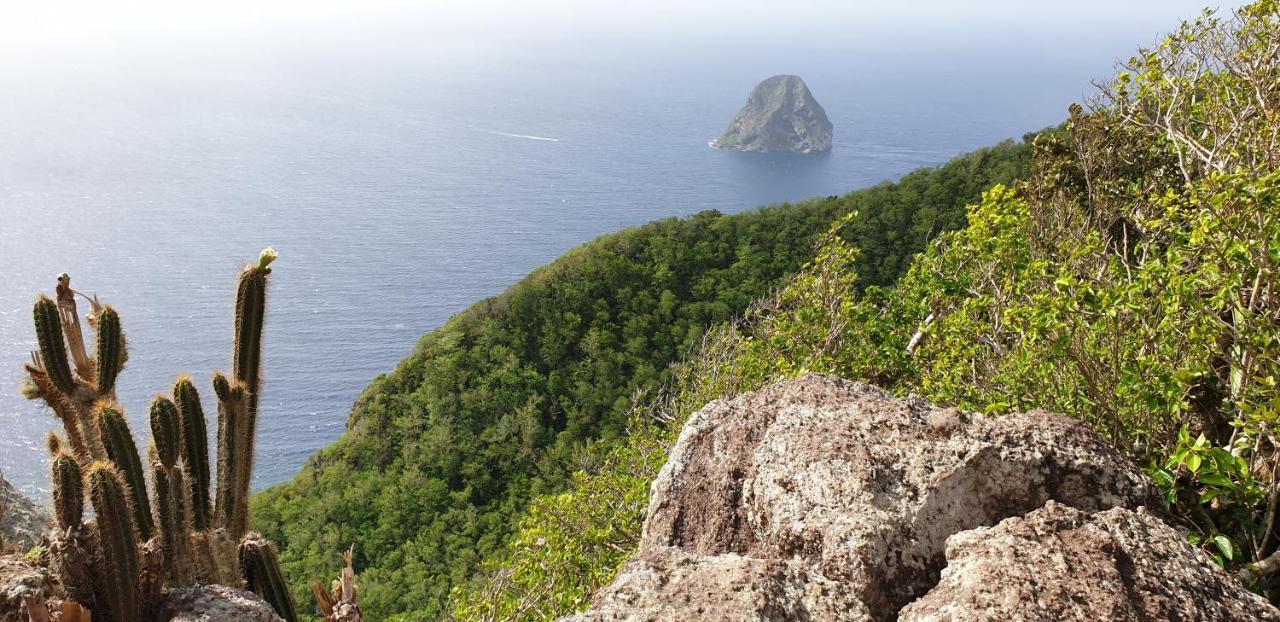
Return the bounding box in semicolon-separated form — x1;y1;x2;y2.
253;139;1032;620
452;3;1280;619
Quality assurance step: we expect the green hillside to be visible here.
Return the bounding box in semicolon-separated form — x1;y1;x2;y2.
253;139;1032;619
453;3;1280;619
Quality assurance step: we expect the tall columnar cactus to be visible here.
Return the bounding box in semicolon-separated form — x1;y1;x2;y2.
33;296;76;396
50;452;97;611
87;462;141;622
95;403;155;540
150;397;181;467
240;532;298;622
219;249;274;537
94;306;125;395
174;375;212;530
24;249;295;620
213;372;245;533
51;453;84;531
151;445;195;586
150;396;195;584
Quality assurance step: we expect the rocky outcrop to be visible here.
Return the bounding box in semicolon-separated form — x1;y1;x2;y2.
0;556;52;622
160;585;285;622
0;472;49;552
565;547;872;622
564;374;1278;621
901;501;1279;621
713;75;833;154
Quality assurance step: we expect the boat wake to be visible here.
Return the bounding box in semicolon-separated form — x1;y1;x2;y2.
489;130;560;142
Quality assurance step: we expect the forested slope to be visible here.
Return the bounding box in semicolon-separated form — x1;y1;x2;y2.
452;4;1280;619
254;136;1034;620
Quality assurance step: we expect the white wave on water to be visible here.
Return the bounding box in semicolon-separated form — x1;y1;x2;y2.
488;130;560;142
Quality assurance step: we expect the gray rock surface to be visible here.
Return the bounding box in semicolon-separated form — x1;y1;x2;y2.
0;471;48;552
563;547;871;622
161;584;285;622
563;374;1275;621
713;75;833;154
0;556;52;622
900;501;1279;621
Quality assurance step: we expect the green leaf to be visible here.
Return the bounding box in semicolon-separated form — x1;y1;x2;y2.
1214;534;1234;561
1196;473;1233;487
1186;452;1203;473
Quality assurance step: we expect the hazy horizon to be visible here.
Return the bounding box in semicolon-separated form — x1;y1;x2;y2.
0;0;1249;497
1;1;1244;57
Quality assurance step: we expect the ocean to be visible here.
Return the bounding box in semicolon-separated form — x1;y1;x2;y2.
0;11;1205;498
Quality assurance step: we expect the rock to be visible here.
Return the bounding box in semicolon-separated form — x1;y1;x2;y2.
562;547;872;622
0;471;49;552
713;75;832;154
0;556;52;622
900;501;1279;621
160;584;285;622
641;374;1155;619
563;374;1280;621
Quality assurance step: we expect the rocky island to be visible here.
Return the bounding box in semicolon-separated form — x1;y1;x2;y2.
713;74;833;154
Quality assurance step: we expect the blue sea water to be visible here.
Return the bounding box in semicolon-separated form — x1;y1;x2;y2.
0;13;1206;498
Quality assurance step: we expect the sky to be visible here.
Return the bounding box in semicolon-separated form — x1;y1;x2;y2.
0;0;1244;55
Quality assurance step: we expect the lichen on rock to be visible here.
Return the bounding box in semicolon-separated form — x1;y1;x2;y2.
563;373;1277;621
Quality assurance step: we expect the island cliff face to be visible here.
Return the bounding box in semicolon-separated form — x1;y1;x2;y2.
713;75;833;154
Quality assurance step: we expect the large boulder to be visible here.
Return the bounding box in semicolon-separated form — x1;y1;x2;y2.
713;75;833;154
900;501;1279;621
564;547;871;622
564;374;1275;621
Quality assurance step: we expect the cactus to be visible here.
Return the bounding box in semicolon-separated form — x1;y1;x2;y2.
96;403;155;540
51;453;84;531
174;375;212;530
192;528;243;586
151;444;195;585
213;372;241;532
50;530;96;614
234;263;269;403
223;259;271;537
24;250;297;618
33;296;75;395
240;532;298;622
313;546;363;622
150;396;181;468
94;306;125;394
87;462;140;622
137;537;165;622
50;452;96;609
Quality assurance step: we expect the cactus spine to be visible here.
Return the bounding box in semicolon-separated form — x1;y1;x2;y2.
87;462;140;622
51;453;84;530
96;403;155;540
240;532;298;622
33;296;75;395
94;306;125;394
174;375;212;530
